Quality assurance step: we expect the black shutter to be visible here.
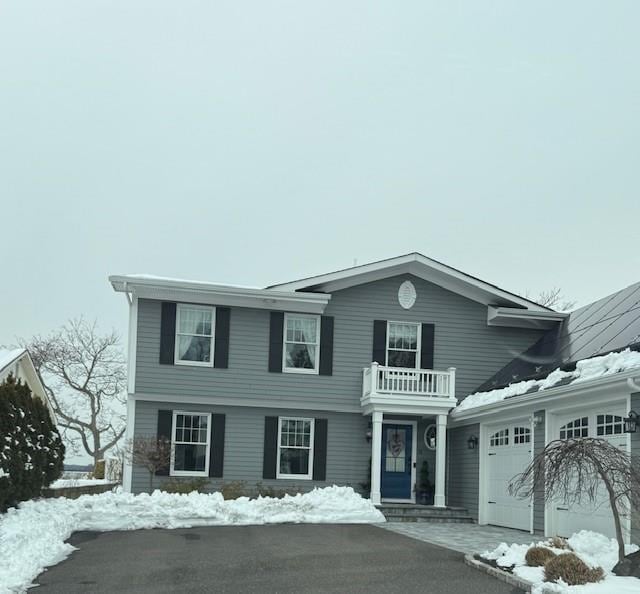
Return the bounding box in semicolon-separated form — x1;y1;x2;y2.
268;312;284;373
312;419;328;481
372;320;387;364
209;414;225;477
420;323;435;369
263;416;279;479
214;307;230;369
156;410;173;476
159;302;177;365
319;316;334;376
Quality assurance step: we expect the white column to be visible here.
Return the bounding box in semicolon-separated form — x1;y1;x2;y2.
434;413;447;507
370;411;383;505
122;396;136;493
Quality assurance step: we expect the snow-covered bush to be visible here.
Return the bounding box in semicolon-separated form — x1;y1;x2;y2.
544;552;604;585
526;546;556;567
0;375;65;512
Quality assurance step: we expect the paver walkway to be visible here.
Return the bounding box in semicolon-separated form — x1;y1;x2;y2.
378;522;538;555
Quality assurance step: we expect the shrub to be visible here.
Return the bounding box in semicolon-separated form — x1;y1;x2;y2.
548;536;572;550
544;553;604;585
0;375;65;512
220;480;247;500
161;477;209;494
526;546;556;567
254;482;302;499
92;459;105;479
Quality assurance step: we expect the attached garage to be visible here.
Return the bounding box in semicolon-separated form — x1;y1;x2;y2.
550;406;629;540
484;420;532;531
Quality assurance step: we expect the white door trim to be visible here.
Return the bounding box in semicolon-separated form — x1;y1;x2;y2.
381;420;418;504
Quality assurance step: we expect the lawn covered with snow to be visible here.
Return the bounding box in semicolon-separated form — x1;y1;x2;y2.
0;486;383;593
48;478;115;488
483;530;639;593
457;348;640;413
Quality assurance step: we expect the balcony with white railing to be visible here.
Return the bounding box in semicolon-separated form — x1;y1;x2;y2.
361;362;457;414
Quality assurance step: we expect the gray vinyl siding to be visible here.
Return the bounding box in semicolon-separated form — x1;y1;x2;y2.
132;400;369;495
632;393;640;544
446;424;479;519
134;274;544;410
533;409;546;534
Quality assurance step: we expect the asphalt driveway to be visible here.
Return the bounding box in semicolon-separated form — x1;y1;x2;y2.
36;524;521;593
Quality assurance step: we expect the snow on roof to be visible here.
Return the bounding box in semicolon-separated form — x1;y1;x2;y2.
456;348;640;413
0;348;25;372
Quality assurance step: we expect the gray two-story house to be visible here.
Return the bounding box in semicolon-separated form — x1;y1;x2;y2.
111;253;640;539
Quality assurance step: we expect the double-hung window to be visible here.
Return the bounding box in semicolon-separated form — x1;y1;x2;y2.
175;304;215;366
283;313;320;374
386;322;420;368
277;417;314;479
171;411;211;476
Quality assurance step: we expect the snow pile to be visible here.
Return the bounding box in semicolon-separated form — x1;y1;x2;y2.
0;485;383;593
482;530;639;593
457;348;640;413
48;478;115;488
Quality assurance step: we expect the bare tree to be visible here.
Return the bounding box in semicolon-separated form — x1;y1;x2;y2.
23;318;126;468
125;436;172;493
509;438;640;564
526;287;576;311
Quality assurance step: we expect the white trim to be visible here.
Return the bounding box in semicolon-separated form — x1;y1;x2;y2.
433;414;447;507
385;321;421;369
122;396;136;492
127;296;138;394
170;410;212;477
174;304;216;368
276;416;315;480
267;253;552;312
282;313;320;375
381;419;418;504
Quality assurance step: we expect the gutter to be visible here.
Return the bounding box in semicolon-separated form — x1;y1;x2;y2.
451;367;640;422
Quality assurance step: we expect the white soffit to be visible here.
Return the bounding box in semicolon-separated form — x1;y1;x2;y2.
487;306;568;329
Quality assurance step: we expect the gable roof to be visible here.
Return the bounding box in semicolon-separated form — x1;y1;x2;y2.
0;348;25;373
267;252;553;312
475;280;640;392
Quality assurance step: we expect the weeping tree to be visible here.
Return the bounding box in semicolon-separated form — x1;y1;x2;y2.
509;438;640;564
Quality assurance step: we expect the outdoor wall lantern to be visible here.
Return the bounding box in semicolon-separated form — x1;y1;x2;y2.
467;435;479;450
365;422;373;443
624;411;639;434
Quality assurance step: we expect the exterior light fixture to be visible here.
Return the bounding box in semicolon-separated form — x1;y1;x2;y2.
624;411;639;434
365;422;372;443
467;435;479;450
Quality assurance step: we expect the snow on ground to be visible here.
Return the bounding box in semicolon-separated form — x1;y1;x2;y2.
456;348;640;413
0;486;383;593
482;530;639;593
48;478;115;488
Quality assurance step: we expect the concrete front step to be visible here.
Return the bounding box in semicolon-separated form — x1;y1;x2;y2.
377;504;475;524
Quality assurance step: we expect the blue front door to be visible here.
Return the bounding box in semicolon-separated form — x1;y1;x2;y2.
381;423;413;500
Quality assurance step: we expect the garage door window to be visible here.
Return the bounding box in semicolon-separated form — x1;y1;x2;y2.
559;417;589;439
596;415;624;436
514;427;531;444
490;429;509;447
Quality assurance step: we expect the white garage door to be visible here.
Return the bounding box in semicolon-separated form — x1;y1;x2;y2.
553;408;628;539
486;422;532;531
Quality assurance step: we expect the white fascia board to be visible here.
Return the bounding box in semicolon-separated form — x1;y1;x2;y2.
268;253;551;312
109;275;330;314
450;368;640;425
487;306;568;329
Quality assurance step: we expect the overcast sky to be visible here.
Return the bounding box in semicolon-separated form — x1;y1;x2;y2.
2;1;639;349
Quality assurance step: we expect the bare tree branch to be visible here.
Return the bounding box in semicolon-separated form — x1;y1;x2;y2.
524;287;577;312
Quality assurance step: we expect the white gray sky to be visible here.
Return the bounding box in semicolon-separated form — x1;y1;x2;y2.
2;1;639;348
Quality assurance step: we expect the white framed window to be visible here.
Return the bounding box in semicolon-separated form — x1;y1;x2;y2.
386;321;421;368
170;411;211;476
513;426;531;444
283;313;320;374
277;417;314;479
490;428;509;447
596;414;624;436
175;304;215;367
559;417;589;439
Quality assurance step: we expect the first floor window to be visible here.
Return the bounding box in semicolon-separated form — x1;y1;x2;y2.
171;412;211;476
175;304;215;366
283;314;320;373
277;417;314;479
386;322;420;368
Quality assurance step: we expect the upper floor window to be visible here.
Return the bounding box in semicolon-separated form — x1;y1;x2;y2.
175;304;215;367
283;313;320;374
386;322;420;368
171;411;211;476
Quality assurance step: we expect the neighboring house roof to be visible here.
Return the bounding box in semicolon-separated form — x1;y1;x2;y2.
454;348;640;416
267;252;555;313
475;281;640;392
0;348;25;372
